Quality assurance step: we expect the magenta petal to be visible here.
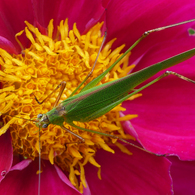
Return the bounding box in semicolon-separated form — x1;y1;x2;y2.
10;159;32;171
106;0;195;66
122;59;195;160
33;0;106;33
40;162;81;195
0;160;81;195
54;165;81;194
0;36;18;54
0;131;13;182
0;0;34;52
85;146;172;195
169;157;195;195
0;160;37;195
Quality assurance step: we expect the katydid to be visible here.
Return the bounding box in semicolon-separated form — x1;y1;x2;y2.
35;19;195;147
13;19;195;195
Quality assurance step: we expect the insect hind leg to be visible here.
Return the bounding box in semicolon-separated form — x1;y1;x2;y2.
164;71;195;84
130;70;195;99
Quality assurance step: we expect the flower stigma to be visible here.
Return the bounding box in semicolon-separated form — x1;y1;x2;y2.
0;19;139;192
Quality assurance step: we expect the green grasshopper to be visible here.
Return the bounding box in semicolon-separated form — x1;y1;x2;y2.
35;19;195;145
30;19;195;195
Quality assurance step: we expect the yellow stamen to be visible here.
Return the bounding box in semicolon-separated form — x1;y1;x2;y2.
0;117;16;135
127;93;143;100
49;147;54;164
118;114;138;121
97;167;102;180
89;156;101;168
78;162;86;188
69;166;77;186
0;19;137;191
115;142;133;155
0;86;15;92
15;30;24;51
99;142;115;153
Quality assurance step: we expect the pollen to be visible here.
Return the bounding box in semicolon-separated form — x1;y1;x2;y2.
0;19;137;192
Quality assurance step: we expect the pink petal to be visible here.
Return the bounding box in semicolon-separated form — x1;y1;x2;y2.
32;0;106;33
54;164;81;194
122;59;195;160
169;157;195;195
0;160;81;195
106;0;195;66
0;0;34;52
0;0;107;51
0;131;13;182
0;36;18;54
83;180;91;195
85;146;172;195
10;159;32;171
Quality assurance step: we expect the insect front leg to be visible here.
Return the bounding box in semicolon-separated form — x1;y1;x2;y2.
33;81;66;107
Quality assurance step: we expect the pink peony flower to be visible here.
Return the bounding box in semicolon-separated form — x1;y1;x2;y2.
0;0;195;194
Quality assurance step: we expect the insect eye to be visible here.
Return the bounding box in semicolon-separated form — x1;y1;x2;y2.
37;114;43;119
42;123;48;128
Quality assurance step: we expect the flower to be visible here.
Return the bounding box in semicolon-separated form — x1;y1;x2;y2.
0;0;195;194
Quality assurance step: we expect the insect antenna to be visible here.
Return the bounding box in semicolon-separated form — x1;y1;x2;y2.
1;114;37;122
13;116;37;122
38;124;41;195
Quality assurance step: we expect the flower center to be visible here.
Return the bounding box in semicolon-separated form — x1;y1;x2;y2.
0;19;138;192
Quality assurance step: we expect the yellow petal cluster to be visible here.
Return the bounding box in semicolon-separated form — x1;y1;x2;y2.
0;19;138;191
